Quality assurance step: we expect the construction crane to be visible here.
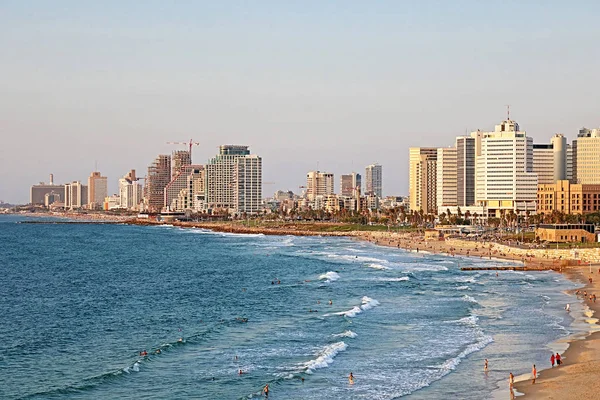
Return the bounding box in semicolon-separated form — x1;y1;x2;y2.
166;139;200;160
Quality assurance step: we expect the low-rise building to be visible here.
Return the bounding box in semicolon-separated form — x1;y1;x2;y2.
536;224;597;243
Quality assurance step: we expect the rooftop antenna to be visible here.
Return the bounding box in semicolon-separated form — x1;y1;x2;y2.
506;104;510;121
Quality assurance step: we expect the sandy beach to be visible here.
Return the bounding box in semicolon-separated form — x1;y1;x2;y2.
513;265;600;399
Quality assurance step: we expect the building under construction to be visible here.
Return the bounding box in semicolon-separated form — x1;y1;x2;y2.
171;150;191;177
146;155;171;212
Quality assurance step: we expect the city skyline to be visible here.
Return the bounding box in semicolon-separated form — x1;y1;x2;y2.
3;2;600;203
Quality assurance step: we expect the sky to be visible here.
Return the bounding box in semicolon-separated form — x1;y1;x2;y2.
1;1;600;204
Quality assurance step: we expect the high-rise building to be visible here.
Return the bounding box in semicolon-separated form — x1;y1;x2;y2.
474;119;537;216
146;155;171;212
171;150;192;177
30;174;65;205
532;144;554;185
340;173;361;197
573;129;600;184
306;171;334;202
64;181;88;209
409;148;437;214
233;155;262;214
170;166;206;212
456;136;476;207
436;147;457;212
365;164;382;197
165;165;198;211
88;171;108;209
532;134;568;185
551;134;567;181
206;145;260;213
118;169;143;210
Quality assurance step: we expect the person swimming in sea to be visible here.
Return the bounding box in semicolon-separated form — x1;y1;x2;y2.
348;372;355;384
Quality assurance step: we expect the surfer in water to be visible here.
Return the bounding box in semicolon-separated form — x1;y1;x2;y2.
348;372;355;384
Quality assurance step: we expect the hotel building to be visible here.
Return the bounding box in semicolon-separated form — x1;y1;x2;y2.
474;119;537;217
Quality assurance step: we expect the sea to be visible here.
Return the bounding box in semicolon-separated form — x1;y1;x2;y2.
0;215;591;399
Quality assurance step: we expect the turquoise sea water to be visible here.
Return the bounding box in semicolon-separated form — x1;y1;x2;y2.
0;215;583;399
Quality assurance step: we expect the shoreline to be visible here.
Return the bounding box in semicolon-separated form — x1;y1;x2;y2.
513;265;600;399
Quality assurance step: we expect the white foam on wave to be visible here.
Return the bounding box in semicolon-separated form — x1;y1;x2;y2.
455;276;476;283
360;296;380;311
373;277;410;282
327;254;387;263
456;315;479;325
367;263;390;270
438;334;493;373
132;362;140;372
333;330;358;338
319;271;340;282
303;342;348;373
401;264;449;272
324;296;380;318
462;295;478;304
455;286;470;291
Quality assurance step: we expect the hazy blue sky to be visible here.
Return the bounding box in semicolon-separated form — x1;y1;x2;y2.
2;1;599;203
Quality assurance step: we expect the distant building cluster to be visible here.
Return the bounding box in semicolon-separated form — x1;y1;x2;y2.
409;116;600;221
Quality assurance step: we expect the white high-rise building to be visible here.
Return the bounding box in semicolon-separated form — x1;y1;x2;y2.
206;145;251;211
306;171;334;202
533;144;555;185
118;169;143;210
365;164;383;197
205;145;261;214
533;134;568;185
64;181;88;210
233;155;262;214
436;147;457;212
474;119;537;216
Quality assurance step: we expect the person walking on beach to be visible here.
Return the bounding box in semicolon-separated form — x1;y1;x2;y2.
531;364;537;384
550;353;555;367
509;372;514;389
484;359;488;372
556;353;561;366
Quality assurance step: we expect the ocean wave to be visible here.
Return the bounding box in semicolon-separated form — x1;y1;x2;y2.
303;342;348;373
319;271;340;282
366;263;390;270
333;330;358;338
438;334;494;373
456;286;470;290
462;295;478;304
400;264;449;272
456;315;479;325
327;254;387;263
324;296;380;318
361;296;380;311
373;277;410;282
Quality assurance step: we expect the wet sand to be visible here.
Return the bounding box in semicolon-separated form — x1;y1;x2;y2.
513;265;600;399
